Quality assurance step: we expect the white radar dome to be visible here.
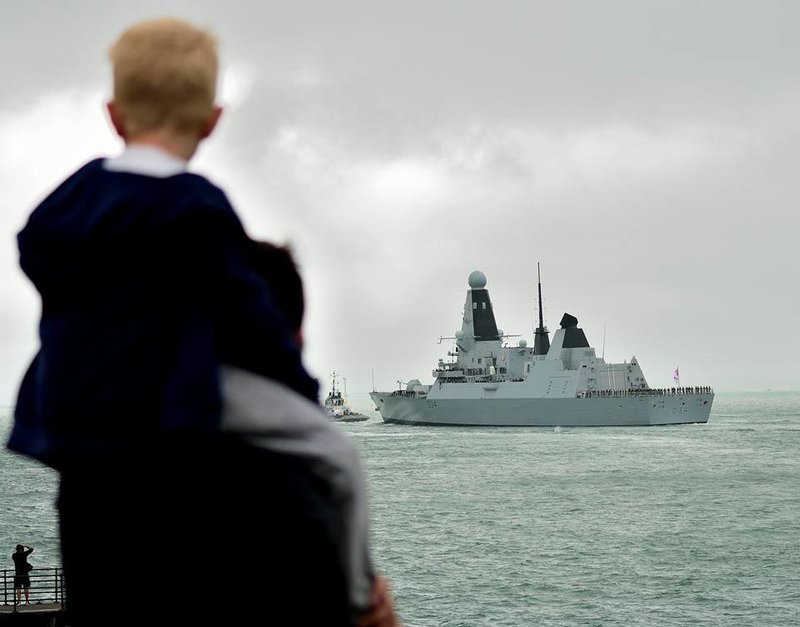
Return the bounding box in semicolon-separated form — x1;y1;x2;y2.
468;271;487;289
519;339;528;348
455;330;464;339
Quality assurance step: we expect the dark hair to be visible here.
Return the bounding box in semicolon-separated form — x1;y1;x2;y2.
248;239;304;332
15;545;23;552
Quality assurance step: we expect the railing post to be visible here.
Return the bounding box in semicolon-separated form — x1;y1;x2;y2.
58;568;66;609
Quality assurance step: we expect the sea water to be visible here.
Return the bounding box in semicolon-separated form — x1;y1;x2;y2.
1;392;798;626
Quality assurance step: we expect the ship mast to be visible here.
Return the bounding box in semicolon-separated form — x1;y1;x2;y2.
533;262;550;355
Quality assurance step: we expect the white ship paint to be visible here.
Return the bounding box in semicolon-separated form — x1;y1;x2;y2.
370;268;713;427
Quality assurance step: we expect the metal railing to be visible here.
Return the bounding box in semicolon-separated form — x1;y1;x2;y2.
1;568;65;612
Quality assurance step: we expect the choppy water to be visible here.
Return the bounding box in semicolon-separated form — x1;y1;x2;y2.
2;392;799;626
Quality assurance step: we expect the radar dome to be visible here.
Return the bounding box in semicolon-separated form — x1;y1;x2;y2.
468;271;487;289
519;339;528;348
455;330;464;339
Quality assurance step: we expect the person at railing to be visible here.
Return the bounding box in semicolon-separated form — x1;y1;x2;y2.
12;544;33;604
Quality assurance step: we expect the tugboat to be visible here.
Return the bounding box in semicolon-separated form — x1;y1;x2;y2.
324;371;369;422
370;266;714;426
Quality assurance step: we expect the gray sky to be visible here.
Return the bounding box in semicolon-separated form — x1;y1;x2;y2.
2;1;798;411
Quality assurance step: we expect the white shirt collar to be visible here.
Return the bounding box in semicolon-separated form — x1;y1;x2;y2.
103;145;188;178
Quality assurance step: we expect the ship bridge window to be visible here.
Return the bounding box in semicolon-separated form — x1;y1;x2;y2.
473;303;477;310
482;302;487;310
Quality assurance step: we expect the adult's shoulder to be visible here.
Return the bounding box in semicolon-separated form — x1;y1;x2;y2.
170;171;231;204
21;163;244;242
70;160;235;215
26;158;106;210
162;172;241;223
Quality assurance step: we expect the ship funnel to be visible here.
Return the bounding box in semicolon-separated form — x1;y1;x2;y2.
560;313;579;328
558;312;589;348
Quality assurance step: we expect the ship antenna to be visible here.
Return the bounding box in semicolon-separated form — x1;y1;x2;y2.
533;262;550;355
602;324;606;360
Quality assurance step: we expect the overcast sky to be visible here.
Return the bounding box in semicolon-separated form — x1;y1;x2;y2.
2;1;798;411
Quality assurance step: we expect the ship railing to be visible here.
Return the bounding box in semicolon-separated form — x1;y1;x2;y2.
578;386;713;398
435;361;461;371
433;372;516;385
389;389;427;398
1;567;65;611
433;369;465;378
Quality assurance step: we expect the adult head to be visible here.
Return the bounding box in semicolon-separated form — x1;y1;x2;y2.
249;240;305;347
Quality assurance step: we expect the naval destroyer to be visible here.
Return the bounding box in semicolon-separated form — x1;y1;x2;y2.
370;268;713;426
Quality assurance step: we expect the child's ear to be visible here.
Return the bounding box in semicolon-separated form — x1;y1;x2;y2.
200;106;223;139
106;101;127;139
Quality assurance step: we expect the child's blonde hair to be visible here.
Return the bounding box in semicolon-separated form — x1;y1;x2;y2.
109;17;218;137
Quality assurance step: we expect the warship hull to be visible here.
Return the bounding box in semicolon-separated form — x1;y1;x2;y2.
370;390;713;427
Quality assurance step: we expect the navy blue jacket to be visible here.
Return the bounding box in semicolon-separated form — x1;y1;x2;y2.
9;159;319;468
